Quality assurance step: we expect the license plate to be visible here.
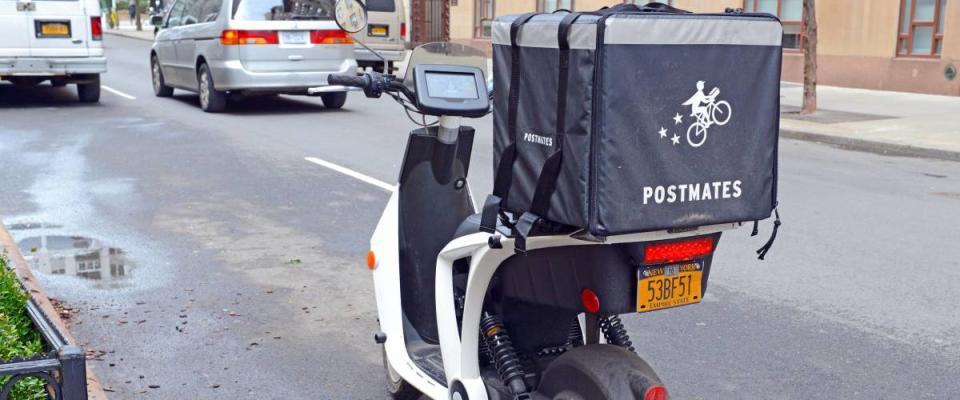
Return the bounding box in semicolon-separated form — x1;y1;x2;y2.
281;31;309;44
38;21;71;38
369;25;388;37
637;262;703;313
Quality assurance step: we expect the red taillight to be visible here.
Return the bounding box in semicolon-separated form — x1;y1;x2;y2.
90;16;102;41
400;22;407;38
220;30;278;45
311;29;353;44
643;237;714;264
644;385;668;400
581;288;600;314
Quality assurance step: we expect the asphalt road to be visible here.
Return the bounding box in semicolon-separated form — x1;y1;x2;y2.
1;35;958;399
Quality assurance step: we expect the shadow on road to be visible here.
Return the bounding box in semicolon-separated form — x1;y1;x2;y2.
164;92;353;116
0;83;98;108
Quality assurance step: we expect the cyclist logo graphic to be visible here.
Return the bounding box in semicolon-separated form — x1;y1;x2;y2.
658;80;733;148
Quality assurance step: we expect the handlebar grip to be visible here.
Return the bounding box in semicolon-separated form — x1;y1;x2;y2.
327;74;368;88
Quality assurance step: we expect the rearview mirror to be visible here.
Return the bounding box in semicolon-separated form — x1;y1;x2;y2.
150;14;163;27
334;0;367;34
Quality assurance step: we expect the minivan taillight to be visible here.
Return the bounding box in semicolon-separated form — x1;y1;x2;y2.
311;29;352;44
90;16;102;41
400;23;407;38
220;30;278;45
643;237;714;265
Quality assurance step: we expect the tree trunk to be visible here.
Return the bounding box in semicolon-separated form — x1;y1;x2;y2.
801;0;817;114
135;1;142;31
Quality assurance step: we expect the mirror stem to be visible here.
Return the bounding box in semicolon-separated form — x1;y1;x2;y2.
350;35;389;74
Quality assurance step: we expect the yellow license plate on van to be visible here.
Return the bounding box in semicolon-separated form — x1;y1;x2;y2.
39;22;70;37
370;26;388;36
637;262;703;313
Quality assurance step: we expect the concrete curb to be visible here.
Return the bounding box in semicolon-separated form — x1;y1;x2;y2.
0;219;109;400
105;29;154;42
780;126;960;163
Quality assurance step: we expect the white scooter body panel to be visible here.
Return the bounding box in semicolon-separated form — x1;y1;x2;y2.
370;190;449;399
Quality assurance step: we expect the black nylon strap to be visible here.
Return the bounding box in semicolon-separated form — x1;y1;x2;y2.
482;12;538;233
492;12;538;200
525;12;583;220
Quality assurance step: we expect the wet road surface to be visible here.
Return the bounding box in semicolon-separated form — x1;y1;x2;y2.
1;35;959;399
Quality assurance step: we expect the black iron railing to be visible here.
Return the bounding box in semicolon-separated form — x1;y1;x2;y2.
0;296;87;400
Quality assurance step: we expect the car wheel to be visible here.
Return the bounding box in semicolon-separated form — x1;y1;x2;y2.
152;55;174;97
77;74;101;103
198;63;227;112
320;92;347;109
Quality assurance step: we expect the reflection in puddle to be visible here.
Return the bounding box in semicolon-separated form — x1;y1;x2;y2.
17;235;136;286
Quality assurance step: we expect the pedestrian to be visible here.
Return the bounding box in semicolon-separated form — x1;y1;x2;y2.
128;2;137;26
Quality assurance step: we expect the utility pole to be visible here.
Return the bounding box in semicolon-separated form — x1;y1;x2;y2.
801;0;817;114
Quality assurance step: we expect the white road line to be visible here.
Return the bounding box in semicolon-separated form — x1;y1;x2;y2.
304;157;396;192
101;85;137;100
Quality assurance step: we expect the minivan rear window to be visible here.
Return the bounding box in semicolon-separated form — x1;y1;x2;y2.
232;0;334;21
365;0;395;12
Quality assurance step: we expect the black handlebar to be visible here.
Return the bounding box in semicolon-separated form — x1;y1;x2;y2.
327;74;369;88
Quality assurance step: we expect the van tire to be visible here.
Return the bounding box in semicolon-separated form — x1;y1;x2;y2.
152;55;174;97
198;63;227;112
77;75;101;103
320;92;347;109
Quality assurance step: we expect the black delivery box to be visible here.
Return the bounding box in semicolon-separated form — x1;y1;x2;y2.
489;8;783;237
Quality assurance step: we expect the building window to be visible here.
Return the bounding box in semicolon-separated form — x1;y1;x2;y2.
898;0;947;56
474;0;495;38
540;0;573;12
744;0;803;50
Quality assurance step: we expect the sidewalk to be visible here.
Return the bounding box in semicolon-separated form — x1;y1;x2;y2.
779;83;960;161
104;14;155;41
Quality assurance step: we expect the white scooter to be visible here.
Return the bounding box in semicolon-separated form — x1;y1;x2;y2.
330;2;738;399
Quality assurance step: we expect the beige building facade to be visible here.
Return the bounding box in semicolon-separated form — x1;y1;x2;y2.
444;0;959;95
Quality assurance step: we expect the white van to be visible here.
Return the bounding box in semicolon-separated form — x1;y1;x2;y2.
0;0;107;102
353;0;405;73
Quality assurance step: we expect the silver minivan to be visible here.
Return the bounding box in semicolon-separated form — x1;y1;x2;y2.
150;0;356;112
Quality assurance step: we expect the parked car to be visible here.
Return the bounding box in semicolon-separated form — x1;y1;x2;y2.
0;0;106;102
149;0;356;112
352;0;405;73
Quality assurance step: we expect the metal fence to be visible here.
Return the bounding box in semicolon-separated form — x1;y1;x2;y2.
0;296;87;400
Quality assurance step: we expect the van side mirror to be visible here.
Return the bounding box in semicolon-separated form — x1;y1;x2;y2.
150;14;163;27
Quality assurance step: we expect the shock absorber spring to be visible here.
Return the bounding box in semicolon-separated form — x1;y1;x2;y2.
480;313;529;396
599;315;635;353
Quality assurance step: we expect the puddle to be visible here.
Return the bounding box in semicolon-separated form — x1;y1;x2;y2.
15;233;138;289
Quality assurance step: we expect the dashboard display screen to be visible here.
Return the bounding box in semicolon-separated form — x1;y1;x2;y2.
424;72;479;100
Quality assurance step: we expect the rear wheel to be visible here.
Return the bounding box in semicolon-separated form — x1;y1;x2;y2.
198;63;227;112
535;344;666;400
152;55;174;97
382;347;420;400
320;92;347;109
77;74;100;103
